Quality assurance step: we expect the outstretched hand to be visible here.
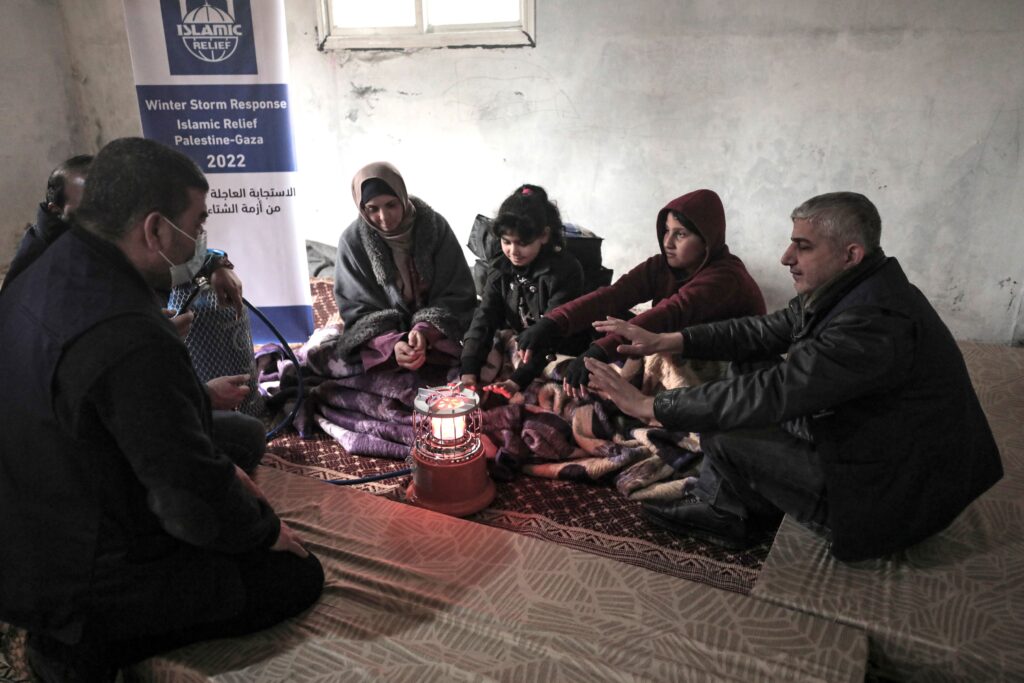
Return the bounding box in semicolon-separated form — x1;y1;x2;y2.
584;357;656;422
516;317;558;364
592;317;683;356
485;379;520;398
236;465;309;559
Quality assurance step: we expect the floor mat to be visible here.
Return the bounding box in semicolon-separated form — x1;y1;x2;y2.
264;431;770;594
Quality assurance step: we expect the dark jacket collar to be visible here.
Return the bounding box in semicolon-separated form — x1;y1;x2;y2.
33;203;71;244
793;248;889;336
70;224;161;298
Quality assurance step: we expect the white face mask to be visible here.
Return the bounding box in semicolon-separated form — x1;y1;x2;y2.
158;215;207;287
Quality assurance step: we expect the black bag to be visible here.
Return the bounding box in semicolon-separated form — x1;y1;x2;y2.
305;239;337;279
466;214;613;296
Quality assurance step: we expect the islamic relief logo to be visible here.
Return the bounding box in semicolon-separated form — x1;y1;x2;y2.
175;0;244;63
161;0;256;75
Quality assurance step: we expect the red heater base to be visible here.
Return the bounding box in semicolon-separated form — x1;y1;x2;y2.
406;447;495;517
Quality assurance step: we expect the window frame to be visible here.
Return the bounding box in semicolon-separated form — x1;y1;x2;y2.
315;0;536;50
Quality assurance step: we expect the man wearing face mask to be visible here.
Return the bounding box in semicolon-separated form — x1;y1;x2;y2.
3;154;243;310
1;155;263;474
0;138;323;682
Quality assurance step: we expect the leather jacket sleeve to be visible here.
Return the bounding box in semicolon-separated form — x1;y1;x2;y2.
681;306;796;362
655;305;916;433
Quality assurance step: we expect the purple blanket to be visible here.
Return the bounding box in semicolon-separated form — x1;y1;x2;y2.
256;324;582;463
258;325;708;499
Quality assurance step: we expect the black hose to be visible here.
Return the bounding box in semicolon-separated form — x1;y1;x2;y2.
243;298;412;485
243;296;305;442
326;467;413;486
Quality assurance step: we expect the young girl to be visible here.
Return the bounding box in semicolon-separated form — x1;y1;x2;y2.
516;188;766;398
460;184;585;394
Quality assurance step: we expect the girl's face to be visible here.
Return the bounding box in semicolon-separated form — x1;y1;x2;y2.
662;213;706;273
363;195;405;234
500;227;549;268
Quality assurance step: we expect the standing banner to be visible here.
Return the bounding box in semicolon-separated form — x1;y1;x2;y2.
122;0;312;344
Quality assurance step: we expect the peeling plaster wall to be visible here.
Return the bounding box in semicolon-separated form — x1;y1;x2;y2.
283;0;1024;344
0;0;78;280
3;0;1023;343
0;0;139;284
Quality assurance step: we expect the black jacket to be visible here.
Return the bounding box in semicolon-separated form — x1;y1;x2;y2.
0;226;279;642
461;248;584;387
653;255;1002;561
2;204;70;289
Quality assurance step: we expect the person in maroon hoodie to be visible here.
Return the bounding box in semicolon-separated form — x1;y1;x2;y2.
516;188;766;397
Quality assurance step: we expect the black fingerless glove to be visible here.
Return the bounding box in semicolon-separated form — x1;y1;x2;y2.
516;317;560;355
563;344;608;390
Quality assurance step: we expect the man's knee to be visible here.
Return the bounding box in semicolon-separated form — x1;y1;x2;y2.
239;549;325;622
211;411;266;472
699;430;747;469
700;428;797;474
288;552;325;616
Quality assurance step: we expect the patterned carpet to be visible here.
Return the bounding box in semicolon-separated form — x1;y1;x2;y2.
263;437;770;594
267;278;770;595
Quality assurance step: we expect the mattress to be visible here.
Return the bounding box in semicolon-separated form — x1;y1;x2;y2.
129;466;867;682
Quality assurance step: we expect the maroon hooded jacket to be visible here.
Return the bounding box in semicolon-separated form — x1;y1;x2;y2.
545;189;766;360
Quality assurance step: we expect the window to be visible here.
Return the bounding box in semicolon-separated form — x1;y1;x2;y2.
316;0;535;50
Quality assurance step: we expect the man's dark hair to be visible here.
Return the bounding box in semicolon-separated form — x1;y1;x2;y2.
75;138;208;241
790;192;882;254
45;154;93;209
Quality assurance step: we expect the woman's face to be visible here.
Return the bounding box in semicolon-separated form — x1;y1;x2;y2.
363;195;405;234
662;213;706;273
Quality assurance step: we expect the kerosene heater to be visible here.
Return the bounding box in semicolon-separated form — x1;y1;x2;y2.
406;382;495;516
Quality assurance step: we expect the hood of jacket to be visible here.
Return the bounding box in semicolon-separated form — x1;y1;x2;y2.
655;188;727;278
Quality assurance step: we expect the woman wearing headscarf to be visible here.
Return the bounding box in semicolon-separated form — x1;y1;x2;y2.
333;161;476;371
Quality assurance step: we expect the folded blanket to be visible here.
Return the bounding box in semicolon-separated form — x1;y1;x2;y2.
517;352;707;499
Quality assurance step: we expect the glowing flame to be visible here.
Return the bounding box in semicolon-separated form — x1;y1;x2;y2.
430;414;466;441
418;383;475;443
431;394;467;411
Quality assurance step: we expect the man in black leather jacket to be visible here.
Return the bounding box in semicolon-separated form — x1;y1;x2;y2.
585;192;1002;562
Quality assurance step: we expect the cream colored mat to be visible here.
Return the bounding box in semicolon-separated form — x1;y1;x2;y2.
128;467;866;682
753;342;1024;682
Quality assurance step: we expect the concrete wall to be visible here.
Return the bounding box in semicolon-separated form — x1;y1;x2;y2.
0;0;78;269
0;0;140;281
3;0;1022;343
